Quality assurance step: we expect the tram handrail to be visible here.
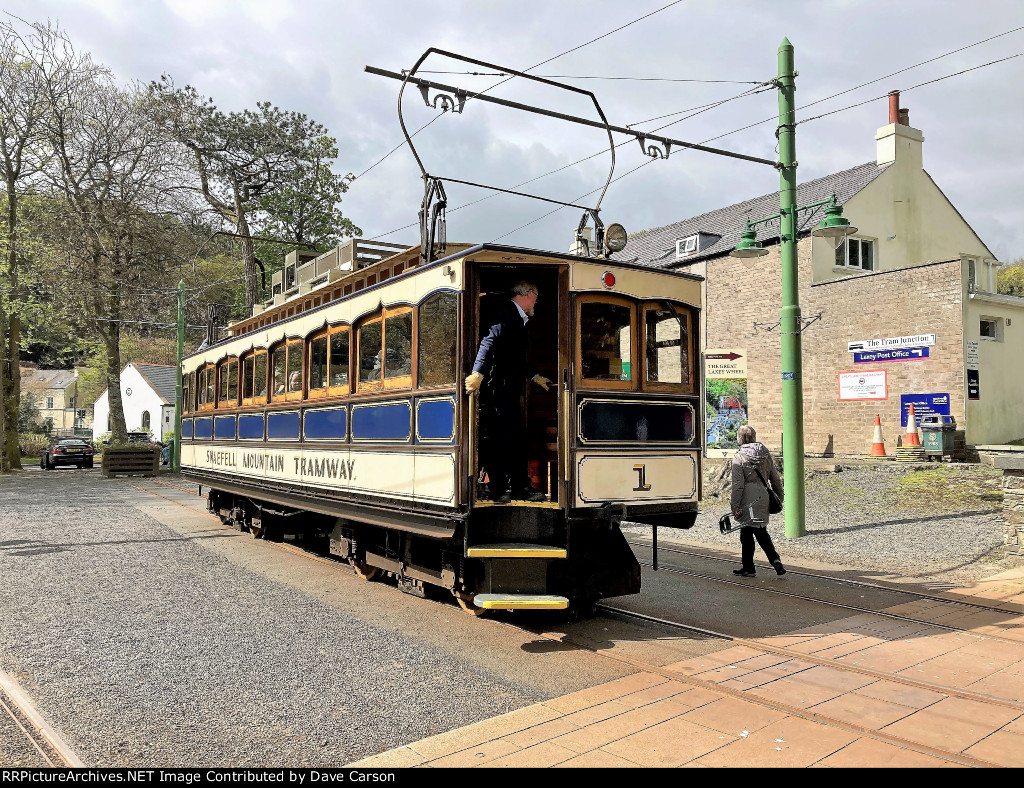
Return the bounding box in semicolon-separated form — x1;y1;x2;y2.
468;389;478;502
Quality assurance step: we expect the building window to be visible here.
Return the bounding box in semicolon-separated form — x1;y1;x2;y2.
141;411;151;431
980;316;1003;342
46;396;54;409
675;236;698;258
835;237;874;271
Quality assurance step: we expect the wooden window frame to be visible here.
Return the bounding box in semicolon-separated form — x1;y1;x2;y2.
641;302;696;395
382;306;414;391
417;291;459;390
182;373;191;414
271;338;304;402
241;349;269;406
356;314;384;394
199;364;216;411
575;293;638;392
328;325;351;397
307;329;330;400
216;358;238;409
270;342;288;403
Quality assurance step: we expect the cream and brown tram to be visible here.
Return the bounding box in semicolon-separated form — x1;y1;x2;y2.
180;238;703;614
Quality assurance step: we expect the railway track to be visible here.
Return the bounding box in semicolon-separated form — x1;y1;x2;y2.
0;670;83;767
134;477;1023;767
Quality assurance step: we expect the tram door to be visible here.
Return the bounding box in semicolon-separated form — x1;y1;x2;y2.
472;264;568;503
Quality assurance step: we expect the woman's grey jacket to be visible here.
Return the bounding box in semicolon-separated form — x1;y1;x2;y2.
730;442;783;527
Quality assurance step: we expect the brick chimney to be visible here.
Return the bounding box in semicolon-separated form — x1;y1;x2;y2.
876;89;923;169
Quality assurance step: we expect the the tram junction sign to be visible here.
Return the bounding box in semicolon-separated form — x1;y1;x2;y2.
847;333;936;352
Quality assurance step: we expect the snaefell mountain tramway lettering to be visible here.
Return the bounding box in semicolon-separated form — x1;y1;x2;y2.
294;457;357;480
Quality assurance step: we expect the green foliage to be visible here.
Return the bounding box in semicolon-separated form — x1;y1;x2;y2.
18;433;49;458
997;260;1024;297
17;392;40;432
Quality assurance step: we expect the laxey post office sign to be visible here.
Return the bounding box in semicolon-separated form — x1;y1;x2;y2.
847;333;936;352
838;369;887;401
853;346;929;364
900;393;951;427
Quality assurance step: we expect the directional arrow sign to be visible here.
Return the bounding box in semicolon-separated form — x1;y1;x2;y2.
705;352;743;361
853;346;930;364
704;349;747;378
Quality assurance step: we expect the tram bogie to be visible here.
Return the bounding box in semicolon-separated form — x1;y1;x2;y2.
180;241;703;615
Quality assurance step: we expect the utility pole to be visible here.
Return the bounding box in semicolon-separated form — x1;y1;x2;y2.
777;38;807;539
173;280;184;474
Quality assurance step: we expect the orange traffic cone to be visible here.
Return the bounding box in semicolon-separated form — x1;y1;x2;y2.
870;414;887;456
904;404;922;447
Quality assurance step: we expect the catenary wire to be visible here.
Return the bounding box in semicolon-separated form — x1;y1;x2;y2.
352;0;686;181
418;71;765;84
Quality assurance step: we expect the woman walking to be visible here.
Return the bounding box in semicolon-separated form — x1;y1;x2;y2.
730;425;786;577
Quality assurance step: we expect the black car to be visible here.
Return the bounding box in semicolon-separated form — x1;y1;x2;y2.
41;439;96;470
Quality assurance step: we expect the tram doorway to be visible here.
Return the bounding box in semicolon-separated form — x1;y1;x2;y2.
473;265;566;502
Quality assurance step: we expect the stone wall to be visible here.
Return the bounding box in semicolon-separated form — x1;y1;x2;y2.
705;243;964;456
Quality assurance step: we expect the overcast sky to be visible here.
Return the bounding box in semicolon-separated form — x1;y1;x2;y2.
8;0;1024;261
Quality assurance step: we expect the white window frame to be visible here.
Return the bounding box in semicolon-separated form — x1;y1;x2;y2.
46;396;54;409
979;316;1003;342
675;235;698;258
835;237;875;271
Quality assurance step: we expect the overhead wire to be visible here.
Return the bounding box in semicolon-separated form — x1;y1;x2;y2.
352;0;686;181
418;71;765;84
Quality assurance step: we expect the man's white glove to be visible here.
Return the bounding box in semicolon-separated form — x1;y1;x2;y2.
531;374;552;391
465;371;484;393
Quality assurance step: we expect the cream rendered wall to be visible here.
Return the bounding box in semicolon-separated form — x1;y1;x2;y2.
811;123;992;283
963;282;1024;444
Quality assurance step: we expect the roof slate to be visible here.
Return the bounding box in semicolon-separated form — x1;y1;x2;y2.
134;364;177;404
614;161;889;268
20;368;76;391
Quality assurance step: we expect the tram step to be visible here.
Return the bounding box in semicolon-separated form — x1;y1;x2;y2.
474;594;569;611
467;543;568;559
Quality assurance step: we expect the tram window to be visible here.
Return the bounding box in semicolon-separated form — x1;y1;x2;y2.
196;370;204;407
286;339;303;398
358;319;383;388
204;367;215;407
329;328;349;392
418;292;457;388
579;299;634;385
384;310;412;382
183;375;190;414
218;362;229;404
242;355;255;400
253;352;267;400
272;345;287;399
644;306;689;388
308;333;328;396
227;360;238;403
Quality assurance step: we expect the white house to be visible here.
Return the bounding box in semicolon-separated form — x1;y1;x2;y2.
92;363;177;441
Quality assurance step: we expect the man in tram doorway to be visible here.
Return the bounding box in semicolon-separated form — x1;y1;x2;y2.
465;280;552;503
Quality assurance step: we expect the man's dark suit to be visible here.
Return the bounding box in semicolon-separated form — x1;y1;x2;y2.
472;299;535;497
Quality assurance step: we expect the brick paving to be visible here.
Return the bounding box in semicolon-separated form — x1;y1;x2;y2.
349;565;1024;768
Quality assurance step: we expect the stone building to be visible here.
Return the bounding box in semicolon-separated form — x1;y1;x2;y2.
19;366;82;433
616;94;1021;457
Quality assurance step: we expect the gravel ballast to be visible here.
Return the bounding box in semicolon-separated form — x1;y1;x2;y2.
0;473;543;767
625;461;1013;586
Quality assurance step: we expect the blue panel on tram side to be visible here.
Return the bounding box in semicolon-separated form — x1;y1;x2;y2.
181;419;193;439
214;415;237;440
193;417;213;440
415;397;456;443
304;407;348;441
267;410;301;440
351;400;411;442
237;414;265;440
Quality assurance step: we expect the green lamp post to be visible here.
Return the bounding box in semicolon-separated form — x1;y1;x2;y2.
728;40;857;539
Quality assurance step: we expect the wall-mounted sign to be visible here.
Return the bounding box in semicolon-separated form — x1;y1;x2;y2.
838;370;887;401
965;340;979;371
853;346;929;364
900;393;950;426
848;333;936;352
967;369;980;400
704;350;747;458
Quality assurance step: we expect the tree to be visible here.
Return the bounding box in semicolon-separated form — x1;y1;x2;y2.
998;260;1024;297
148;77;360;311
35;42;187;444
0;19;52;470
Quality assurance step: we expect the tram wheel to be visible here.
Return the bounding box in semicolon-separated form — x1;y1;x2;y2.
454;592;486;617
249;522;265;539
351;560;379;581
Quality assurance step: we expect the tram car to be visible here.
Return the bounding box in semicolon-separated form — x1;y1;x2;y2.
180;237;703;614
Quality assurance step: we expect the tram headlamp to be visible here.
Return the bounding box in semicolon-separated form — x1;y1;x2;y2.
603;223;628;254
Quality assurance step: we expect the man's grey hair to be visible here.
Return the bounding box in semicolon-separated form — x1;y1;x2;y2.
737;425;757;445
511;280;538;297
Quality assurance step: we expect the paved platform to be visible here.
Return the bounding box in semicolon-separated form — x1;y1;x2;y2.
349;566;1024;768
